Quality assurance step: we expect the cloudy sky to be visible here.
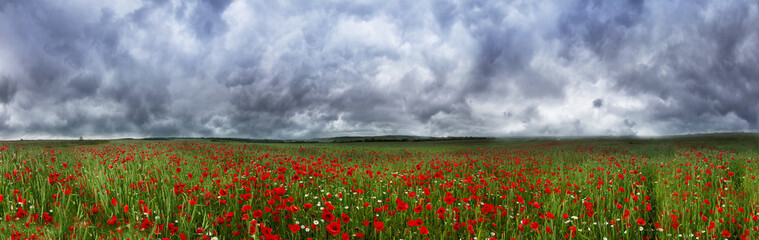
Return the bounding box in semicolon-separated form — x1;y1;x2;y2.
0;0;757;139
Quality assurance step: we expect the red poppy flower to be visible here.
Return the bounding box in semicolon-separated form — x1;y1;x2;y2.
516;195;524;204
444;195;457;205
241;193;252;200
107;216;118;225
42;212;53;223
325;202;336;211
326;221;341;236
140;218;154;230
530;222;540;231
252;210;263;218
568;226;577;238
289;224;300;233
419;226;429;235
407;219;419;227
322;210;336;223
374;221;385;232
636;218;646;226
396;198;409;211
436;207;446;215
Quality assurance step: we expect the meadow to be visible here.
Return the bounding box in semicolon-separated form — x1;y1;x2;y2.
1;134;758;240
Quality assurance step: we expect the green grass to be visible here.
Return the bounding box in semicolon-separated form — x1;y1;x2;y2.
0;133;757;239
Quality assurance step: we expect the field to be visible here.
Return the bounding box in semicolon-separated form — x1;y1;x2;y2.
1;134;758;240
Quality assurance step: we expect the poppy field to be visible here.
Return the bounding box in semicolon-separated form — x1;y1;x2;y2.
1;134;758;240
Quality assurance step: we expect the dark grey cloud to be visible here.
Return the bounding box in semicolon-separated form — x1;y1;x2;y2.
189;0;233;39
593;99;604;108
606;1;759;134
558;0;646;60
0;0;756;139
0;77;17;104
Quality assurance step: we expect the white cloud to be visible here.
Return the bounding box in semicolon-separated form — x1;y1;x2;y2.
0;0;756;139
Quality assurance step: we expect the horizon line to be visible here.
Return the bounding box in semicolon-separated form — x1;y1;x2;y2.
2;131;758;142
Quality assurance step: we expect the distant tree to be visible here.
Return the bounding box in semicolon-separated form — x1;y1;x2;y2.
79;136;84;141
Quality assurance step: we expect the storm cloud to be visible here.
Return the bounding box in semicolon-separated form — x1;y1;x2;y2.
0;0;757;139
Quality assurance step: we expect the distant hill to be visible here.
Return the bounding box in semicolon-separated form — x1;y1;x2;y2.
112;132;757;143
316;135;494;143
124;135;494;143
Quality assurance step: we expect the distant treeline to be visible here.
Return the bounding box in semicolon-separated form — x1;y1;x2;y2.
326;136;494;143
127;136;495;143
206;138;319;143
132;137;319;143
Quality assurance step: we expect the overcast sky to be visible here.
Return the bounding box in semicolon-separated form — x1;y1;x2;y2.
0;0;757;139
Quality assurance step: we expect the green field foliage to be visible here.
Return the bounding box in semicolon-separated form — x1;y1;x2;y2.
0;133;758;239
